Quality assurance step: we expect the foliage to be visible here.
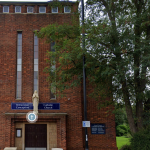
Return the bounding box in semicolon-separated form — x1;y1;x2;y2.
120;145;132;150
36;23;112;100
37;0;150;134
126;132;132;138
130;127;150;150
143;99;150;127
36;23;82;93
116;125;128;136
85;0;150;134
114;107;128;127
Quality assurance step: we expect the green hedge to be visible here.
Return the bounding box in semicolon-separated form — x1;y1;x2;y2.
130;127;150;150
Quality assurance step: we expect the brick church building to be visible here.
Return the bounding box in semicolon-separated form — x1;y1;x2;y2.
0;0;118;150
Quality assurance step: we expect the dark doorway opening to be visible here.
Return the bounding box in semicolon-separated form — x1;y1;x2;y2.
25;124;47;150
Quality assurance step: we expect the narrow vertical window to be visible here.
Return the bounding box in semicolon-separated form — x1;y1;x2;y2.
50;41;56;99
34;34;38;92
16;32;22;99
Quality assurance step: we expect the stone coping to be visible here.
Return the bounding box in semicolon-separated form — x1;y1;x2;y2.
5;113;68;116
4;147;17;150
52;148;63;150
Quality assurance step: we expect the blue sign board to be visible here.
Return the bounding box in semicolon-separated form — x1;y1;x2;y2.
11;103;60;110
39;103;60;110
91;123;106;134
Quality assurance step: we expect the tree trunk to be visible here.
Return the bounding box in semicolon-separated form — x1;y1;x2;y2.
122;80;137;134
136;100;143;130
133;0;144;131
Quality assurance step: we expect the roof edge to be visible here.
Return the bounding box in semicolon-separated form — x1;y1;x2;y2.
0;1;77;5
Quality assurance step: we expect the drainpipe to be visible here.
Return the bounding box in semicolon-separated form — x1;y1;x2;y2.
81;0;89;149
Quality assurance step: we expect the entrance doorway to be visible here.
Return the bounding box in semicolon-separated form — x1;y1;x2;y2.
25;124;47;150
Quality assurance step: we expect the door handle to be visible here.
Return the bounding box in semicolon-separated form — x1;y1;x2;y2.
36;135;37;138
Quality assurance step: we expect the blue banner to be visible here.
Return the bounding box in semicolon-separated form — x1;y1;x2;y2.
11;103;60;110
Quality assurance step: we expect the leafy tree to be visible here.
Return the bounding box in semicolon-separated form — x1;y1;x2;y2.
114;107;128;127
116;124;128;136
37;0;150;134
85;0;150;134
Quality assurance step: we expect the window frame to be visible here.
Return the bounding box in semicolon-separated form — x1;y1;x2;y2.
34;34;39;93
27;6;33;13
16;32;22;100
50;82;56;100
39;6;46;13
64;6;71;13
52;7;58;13
16;128;22;138
15;6;21;13
50;41;56;100
3;6;9;13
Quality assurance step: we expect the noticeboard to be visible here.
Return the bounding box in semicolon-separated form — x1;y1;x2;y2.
91;123;106;134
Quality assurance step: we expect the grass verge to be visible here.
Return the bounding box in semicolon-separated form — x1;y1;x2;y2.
116;136;131;150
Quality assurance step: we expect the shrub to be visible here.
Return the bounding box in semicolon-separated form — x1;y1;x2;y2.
126;133;132;138
130;127;150;150
116;124;128;136
120;144;132;150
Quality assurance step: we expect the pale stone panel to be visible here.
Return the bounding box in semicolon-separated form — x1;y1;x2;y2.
15;123;23;150
4;147;17;150
52;148;63;150
49;123;57;150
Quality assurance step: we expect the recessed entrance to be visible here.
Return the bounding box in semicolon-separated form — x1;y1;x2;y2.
25;124;47;150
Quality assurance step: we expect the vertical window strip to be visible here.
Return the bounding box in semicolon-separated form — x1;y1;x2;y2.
34;34;38;93
50;41;56;99
16;32;22;99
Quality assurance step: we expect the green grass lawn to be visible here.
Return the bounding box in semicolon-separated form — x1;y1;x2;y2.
116;136;131;150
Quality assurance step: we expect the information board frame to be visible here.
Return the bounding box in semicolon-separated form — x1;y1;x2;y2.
91;123;106;134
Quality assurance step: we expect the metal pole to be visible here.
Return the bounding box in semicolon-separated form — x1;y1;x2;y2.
81;0;88;149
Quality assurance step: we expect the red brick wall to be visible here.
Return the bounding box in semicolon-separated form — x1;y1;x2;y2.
84;81;118;150
0;2;117;150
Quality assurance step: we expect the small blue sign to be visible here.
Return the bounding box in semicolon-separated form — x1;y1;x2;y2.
28;113;36;121
83;122;86;127
91;123;106;134
26;111;38;123
11;103;60;110
82;121;90;127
